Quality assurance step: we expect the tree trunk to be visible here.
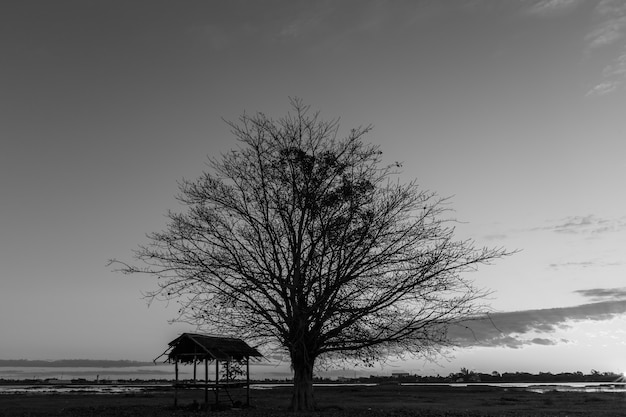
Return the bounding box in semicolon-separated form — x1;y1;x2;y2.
290;350;316;411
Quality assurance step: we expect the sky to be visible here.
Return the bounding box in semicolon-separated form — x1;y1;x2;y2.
2;0;626;378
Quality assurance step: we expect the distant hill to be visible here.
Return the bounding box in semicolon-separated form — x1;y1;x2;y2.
0;359;154;368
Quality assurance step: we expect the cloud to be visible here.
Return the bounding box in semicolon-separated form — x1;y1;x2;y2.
574;287;626;301
585;15;626;49
449;299;626;348
535;215;626;234
277;9;329;40
586;80;623;96
530;337;559;345
526;0;585;17
549;261;595;269
589;0;626;41
584;0;626;95
595;0;626;16
551;215;598;233
549;259;622;270
273;1;347;42
602;51;626;77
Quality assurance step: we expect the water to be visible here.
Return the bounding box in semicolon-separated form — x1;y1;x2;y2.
401;382;626;393
0;363;290;382
0;384;168;395
0;364;278;395
0;364;179;382
3;365;625;395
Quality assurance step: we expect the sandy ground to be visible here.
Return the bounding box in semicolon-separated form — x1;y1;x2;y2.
1;384;625;416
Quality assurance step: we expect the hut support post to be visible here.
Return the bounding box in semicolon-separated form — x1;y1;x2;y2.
246;357;250;406
174;359;179;407
193;345;197;381
215;360;219;405
204;358;209;405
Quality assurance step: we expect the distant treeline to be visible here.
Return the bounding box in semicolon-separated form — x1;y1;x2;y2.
352;370;623;384
0;359;154;368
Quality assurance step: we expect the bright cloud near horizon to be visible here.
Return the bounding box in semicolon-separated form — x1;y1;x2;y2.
1;0;625;377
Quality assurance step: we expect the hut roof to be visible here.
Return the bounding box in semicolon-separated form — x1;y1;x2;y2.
159;333;262;363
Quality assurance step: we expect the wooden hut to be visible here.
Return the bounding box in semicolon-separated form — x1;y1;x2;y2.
156;333;262;407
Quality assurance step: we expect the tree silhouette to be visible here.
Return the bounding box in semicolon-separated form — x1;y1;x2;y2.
116;99;510;411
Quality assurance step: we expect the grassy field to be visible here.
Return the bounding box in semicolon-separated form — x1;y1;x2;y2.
1;384;625;416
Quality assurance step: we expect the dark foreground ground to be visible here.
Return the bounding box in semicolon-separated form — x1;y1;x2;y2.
1;384;625;417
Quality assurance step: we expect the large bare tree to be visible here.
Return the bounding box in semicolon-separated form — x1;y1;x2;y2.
117;99;509;411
